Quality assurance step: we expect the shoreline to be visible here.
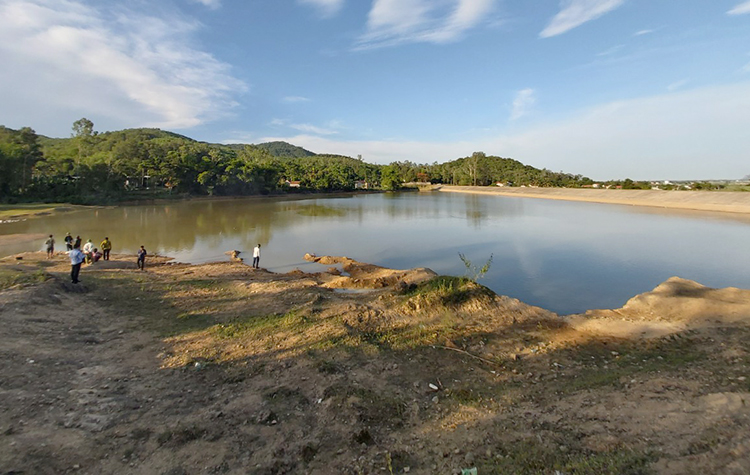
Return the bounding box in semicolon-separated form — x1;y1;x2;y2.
0;190;384;221
437;185;750;214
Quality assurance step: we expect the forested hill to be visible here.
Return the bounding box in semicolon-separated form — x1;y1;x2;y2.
1;121;595;204
251;141;315;158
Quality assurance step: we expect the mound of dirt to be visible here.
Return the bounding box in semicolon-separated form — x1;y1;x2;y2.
567;277;750;338
304;254;438;290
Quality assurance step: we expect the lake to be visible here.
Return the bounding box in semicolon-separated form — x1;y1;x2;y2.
2;192;749;315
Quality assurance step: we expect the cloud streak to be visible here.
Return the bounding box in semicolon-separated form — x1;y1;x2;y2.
283;96;311;103
728;1;750;15
510;88;536;120
0;0;245;133
190;0;221;9
298;0;344;17
356;0;497;49
540;0;626;38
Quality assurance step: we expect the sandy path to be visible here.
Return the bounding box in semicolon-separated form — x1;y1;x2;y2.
438;185;750;214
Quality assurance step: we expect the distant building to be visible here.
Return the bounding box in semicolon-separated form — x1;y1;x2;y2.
354;180;368;189
285;180;301;188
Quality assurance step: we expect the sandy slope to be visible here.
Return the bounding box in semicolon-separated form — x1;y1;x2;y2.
438;186;750;215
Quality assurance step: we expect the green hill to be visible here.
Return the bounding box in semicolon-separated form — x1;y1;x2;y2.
1;122;593;203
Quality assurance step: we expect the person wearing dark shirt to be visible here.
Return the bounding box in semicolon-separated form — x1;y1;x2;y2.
137;246;147;271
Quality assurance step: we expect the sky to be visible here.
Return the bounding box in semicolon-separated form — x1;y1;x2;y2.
1;0;749;180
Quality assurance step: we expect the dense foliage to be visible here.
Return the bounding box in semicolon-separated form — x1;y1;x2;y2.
1;120;598;204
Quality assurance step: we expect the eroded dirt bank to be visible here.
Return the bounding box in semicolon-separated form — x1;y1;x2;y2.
438;186;750;215
1;253;749;474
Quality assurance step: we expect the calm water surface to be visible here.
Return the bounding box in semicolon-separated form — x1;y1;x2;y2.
2;192;749;314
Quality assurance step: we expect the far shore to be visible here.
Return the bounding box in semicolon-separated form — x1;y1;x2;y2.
437;185;750;214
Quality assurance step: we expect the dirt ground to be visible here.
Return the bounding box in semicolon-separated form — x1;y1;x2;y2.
1;252;749;475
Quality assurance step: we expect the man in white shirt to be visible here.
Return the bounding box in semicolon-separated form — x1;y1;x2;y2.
252;244;261;269
68;245;85;284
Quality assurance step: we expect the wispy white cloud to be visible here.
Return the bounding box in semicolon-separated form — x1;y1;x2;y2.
596;44;624;56
356;0;497;49
540;0;626;38
666;79;689;91
298;0;344;17
190;0;221;9
283;96;311;103
0;0;245;133
727;1;750;15
510;88;536;121
633;28;653;36
270;118;339;135
251;82;750;180
289;123;339;135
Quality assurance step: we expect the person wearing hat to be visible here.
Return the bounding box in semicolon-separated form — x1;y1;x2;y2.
83;239;94;264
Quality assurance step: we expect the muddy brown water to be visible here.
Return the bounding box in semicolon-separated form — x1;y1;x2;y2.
1;192;749;314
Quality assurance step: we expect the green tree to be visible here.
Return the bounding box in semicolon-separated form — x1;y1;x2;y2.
380;165;401;190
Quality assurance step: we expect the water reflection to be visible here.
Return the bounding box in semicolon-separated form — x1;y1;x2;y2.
1;192;749;314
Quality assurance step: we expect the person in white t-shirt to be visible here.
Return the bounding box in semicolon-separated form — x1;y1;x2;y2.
252;244;261;269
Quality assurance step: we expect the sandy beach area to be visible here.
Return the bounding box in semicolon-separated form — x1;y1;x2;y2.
438;185;750;214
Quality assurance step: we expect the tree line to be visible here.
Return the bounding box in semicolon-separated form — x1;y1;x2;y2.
1;120;596;204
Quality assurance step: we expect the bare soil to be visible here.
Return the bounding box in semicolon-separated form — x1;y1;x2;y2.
1;252;749;474
438;186;750;216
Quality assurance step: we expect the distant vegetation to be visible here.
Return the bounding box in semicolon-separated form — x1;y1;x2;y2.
8;118;738;204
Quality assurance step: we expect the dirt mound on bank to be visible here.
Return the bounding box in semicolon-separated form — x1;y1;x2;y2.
566;277;750;338
303;254;438;290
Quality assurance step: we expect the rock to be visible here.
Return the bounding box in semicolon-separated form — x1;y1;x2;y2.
464;452;475;464
256;409;278;425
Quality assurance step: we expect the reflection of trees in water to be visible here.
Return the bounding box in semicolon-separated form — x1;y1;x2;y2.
0;193;527;258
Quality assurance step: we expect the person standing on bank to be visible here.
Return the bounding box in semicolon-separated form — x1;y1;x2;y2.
68;245;85;284
74;235;81;249
137;245;147;271
64;232;73;251
252;244;261;269
100;237;112;261
45;235;55;259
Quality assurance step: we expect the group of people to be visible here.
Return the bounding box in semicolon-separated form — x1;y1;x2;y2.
43;233;148;284
58;233;112;264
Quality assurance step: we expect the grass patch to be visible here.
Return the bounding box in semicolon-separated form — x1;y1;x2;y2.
483;439;654;475
210;310;311;340
323;384;408;428
0;203;77;219
556;335;706;394
404;276;494;306
0;268;48;290
156;424;207;447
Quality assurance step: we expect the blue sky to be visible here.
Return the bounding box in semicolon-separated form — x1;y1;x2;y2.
1;0;749;180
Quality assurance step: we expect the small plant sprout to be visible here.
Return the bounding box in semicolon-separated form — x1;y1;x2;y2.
458;253;493;281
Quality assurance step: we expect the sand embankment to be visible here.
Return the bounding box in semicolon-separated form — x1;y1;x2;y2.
438;185;750;214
